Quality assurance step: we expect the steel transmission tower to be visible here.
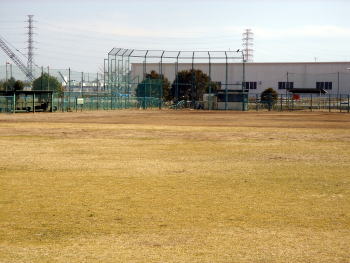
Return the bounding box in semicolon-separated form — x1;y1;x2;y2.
242;29;254;62
26;15;35;79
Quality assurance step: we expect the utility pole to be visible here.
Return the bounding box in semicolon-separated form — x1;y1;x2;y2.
103;59;107;91
40;66;43;90
81;72;84;97
68;67;71;110
5;62;9;81
337;72;340;100
5;62;9;92
47;66;50;91
6;62;13;80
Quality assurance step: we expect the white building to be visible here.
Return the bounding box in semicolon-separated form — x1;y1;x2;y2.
131;62;350;95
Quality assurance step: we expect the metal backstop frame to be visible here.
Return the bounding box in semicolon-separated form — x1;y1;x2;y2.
107;48;247;110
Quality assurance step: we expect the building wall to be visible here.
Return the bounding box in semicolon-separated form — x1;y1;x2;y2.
131;62;350;95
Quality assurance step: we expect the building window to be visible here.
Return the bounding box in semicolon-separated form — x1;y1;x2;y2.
243;82;257;89
278;82;294;89
316;82;332;90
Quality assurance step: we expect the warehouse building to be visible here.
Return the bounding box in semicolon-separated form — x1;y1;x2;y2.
131;62;350;96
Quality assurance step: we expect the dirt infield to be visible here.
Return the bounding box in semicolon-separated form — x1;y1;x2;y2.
0;110;349;262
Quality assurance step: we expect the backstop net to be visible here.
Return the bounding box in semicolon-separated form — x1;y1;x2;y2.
106;48;246;110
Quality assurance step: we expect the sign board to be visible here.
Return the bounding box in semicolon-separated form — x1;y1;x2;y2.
77;98;84;105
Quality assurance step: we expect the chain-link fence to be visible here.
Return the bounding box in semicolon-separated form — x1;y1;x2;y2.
249;93;350;112
0;96;14;113
1;63;350;113
2;93;350;113
51;94;162;112
0;65;164;112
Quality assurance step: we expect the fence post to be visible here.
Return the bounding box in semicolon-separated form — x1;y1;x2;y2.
81;72;84;111
280;94;282;111
68;68;71;111
143;82;146;110
97;73;99;111
97;92;99;111
310;94;313;112
47;66;50;91
40;67;43;90
33;93;36;114
51;92;54;112
13;93;16;114
348;95;350;113
337;72;340;101
328;94;331;112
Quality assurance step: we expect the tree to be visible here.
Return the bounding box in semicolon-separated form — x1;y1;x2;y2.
0;81;4;91
13;80;24;91
136;71;171;100
1;77;16;91
33;73;63;96
170;69;220;102
260;88;278;111
0;78;29;92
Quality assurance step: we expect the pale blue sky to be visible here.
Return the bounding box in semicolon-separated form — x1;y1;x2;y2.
0;0;349;72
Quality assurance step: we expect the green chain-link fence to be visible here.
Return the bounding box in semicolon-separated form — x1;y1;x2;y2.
249;93;350;112
0;96;14;113
51;93;163;112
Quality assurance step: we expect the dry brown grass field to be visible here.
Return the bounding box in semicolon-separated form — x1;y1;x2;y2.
0;110;349;263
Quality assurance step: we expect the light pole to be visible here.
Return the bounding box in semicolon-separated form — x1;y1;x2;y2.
103;59;108;91
5;62;11;92
5;62;10;82
236;49;246;90
237;49;246;111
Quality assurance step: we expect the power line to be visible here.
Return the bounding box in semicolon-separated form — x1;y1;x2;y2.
0;20;24;23
38;20;241;42
0;34;27;59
